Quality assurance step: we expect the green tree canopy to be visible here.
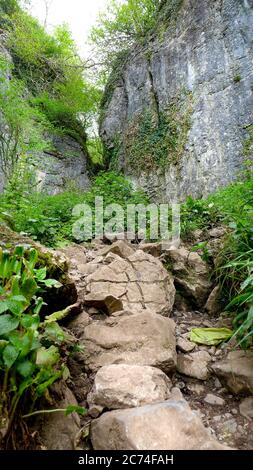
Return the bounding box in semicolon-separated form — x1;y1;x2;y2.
90;0;160;73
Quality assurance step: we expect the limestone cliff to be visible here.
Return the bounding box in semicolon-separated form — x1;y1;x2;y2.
100;0;253;202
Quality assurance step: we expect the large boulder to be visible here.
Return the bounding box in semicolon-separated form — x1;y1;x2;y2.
81;310;177;373
91;389;230;450
212;350;253;394
164;247;212;308
85;250;175;315
88;364;172;410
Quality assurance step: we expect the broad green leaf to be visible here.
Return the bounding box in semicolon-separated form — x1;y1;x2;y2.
21;314;40;330
1;257;12;279
11;295;27;302
8;330;33;358
44;322;66;344
3;344;19;368
42;279;62;288
16;360;35;378
0;301;8;314
21;277;38;301
28;248;38;269
6;297;27;316
0;314;19;336
30;336;41;351
36;371;61;397
190;327;233;346
11;276;22;296
36;345;60;367
34;267;47;281
0;339;8;350
14;246;25;257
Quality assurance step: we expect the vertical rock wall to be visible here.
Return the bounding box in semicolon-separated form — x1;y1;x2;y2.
100;0;253;202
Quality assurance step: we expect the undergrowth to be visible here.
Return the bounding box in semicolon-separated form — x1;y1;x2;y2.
0;172;149;247
0;245;83;449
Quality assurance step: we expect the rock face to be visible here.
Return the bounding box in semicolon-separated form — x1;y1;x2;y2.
85;249;176;315
91;389;229;450
88;364;172;410
100;0;253;201
81;310;177;373
212;350;253;394
32;134;90;194
164;247;212;308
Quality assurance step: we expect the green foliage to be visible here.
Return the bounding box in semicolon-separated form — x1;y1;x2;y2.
0;3;102;174
180;196;221;237
0;0;19;28
181;175;253;348
233;75;241;83
90;0;158;70
0;245;72;445
8;11;98;134
122;96;192;174
87;136;104;166
0;56;51;181
0;172;149;246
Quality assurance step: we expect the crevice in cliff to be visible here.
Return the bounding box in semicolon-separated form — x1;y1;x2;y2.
122;74;129;129
147;56;160;124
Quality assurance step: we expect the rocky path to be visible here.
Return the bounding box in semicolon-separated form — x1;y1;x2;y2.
40;235;253;450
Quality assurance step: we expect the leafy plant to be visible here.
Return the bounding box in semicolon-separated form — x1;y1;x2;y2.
180;196;221;236
0;245;75;447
